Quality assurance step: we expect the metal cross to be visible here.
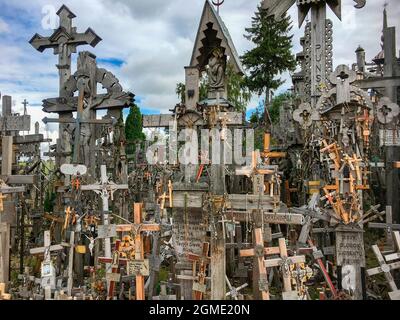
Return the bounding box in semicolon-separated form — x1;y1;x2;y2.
212;0;225;14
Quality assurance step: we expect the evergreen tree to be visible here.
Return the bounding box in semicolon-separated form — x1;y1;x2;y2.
175;65;251;112
241;6;296;127
125;103;146;155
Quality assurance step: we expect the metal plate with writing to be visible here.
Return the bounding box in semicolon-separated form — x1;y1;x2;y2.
335;227;365;267
97;224;117;239
127;259;150;276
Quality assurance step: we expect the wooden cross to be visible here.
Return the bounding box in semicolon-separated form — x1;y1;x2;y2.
264;238;306;297
122;203;160;300
225;275;248;300
30;5;101;98
187;242;211;300
29;230;68;298
240;228;278;300
367;244;400;300
356;109;373;146
369;206;400;250
385;231;400;262
63;206;73;231
98;239;128;300
158;180;173;210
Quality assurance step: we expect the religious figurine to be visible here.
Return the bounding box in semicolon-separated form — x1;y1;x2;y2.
207;48;226;91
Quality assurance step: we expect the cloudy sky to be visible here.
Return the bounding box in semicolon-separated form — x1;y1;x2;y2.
0;0;399;145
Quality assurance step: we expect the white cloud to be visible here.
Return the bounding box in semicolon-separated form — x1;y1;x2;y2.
0;0;399;132
0;18;9;33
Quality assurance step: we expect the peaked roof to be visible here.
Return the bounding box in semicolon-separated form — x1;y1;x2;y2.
190;0;244;74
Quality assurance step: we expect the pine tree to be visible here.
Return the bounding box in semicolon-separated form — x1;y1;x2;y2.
125;103;146;155
241;6;296;127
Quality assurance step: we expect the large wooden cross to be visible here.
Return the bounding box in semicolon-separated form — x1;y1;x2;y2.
367;244;400;300
264;238;306;299
30;5;101;98
98;239;128;300
29;230;68;299
81;165;128;269
116;203;160;300
240;228;279;300
187;242;211;300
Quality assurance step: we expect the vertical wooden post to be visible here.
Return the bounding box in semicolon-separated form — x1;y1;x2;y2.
134;203;145;300
67;231;75;296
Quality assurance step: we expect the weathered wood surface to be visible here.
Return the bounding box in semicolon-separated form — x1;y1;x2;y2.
226;194;274;210
172;192;204;208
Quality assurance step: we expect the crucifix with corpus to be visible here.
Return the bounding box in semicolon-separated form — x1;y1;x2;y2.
116;203;160;300
262;0;366;107
80;165;128;273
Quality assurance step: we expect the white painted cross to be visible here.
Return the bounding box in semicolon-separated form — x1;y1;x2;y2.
80;165;128;270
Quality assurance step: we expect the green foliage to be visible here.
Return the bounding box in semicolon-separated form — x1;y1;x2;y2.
176;82;186;103
125;103;146;155
175;65;251;112
44;191;56;213
241;5;296;98
269;92;293;124
226;64;252;112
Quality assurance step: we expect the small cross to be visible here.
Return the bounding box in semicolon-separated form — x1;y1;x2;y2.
22;99;28;115
225;275;248;300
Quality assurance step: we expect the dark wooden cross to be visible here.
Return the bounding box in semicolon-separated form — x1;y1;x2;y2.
30;5;101;98
98;239;128;300
116;203;160;300
240;228;279;300
264;238;305;298
187;242;211;300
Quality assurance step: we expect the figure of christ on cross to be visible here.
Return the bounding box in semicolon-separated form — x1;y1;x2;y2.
116;203;160;300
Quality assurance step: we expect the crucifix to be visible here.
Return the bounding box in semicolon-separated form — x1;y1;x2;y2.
239;228;279;300
367;244;400;300
263;0;366;107
29;230;68;299
369;206;400;251
30;5;101;168
81;165;128;273
264;238;306;299
187;242;211;300
117;203;160;300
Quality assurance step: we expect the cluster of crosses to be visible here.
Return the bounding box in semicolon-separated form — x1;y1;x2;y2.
1;0;400;301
